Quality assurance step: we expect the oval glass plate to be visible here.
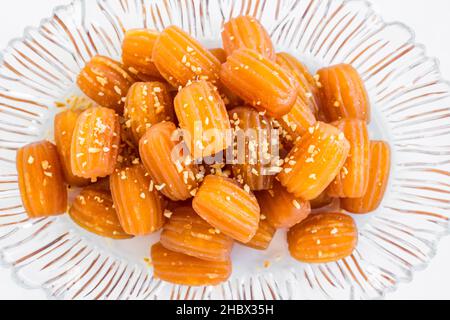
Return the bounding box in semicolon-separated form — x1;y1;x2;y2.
1;0;449;300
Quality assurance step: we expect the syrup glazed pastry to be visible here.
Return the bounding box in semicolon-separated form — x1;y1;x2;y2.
69;188;132;239
241;219;277;251
110;164;166;236
222;16;276;60
151;242;232;286
257;181;311;229
77;55;135;113
70;106;121;179
160;206;234;262
220;48;299;118
317;63;370;122
278;97;317;145
17;141;67;218
229;106;275;191
139;121;198;201
341;141;391;214
192;175;261;243
174;80;231;158
152;26;221;88
16;15;393;287
327;119;370;199
54;109;91;187
124;81;175;144
278;122;351;201
288;212;358;263
122;29;162;81
276;52;321;116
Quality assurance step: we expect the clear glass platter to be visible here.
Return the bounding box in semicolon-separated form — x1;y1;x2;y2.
0;0;449;300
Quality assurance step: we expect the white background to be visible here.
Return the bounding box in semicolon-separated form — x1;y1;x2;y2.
0;0;449;300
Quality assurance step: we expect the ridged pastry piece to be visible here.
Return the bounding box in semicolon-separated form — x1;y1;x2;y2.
222;16;275;60
69;188;132;239
54;109;91;187
151;243;232;286
341;141;391;213
241;220;276;250
139;121;198;201
77;55;135;113
209;48;243;107
220;48;298;118
160;206;234;262
110;164;166;236
192;175;260;243
229;106;275;191
174;80;231;158
288;212;357;263
278;122;350;200
328;119;370;198
276;52;321;115
317;63;370;122
278;97;317;144
71;107;121;179
124;81;175;143
17;141;68;218
256;181;311;229
122;29;162;80
152;26;221;87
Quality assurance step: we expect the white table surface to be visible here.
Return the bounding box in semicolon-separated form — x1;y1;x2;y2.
0;0;449;300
